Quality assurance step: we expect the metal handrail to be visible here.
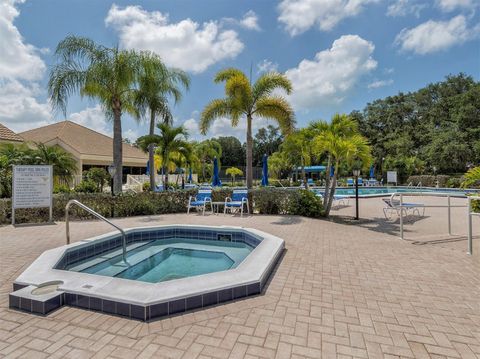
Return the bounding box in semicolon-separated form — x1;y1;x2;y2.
390;192;468;240
65;200;127;262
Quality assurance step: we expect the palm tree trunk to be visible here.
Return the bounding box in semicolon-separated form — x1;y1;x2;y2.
301;158;307;189
324;162;338;216
112;106;123;195
246;114;253;189
149;110;156;191
164;150;169;188
324;156;332;202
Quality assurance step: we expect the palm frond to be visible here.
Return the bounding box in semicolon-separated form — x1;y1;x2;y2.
200;99;233;135
252;72;292;100
254;96;295;134
214;68;247;83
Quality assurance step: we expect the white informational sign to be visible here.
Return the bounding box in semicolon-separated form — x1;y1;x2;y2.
387;171;398;185
12;165;53;224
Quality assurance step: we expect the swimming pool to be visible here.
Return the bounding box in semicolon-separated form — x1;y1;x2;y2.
10;225;284;321
313;186;474;198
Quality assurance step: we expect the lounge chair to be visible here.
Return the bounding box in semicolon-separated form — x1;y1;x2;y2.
187;189;213;215
382;195;425;219
357;177;364;186
224;189;249;217
307;178;315;186
347;178;354;186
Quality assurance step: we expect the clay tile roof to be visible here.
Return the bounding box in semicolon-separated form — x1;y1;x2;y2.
0;123;24;142
19;121;147;160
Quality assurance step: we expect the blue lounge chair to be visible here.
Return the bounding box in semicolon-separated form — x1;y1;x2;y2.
357;177;363;186
187;189;213;215
307;178;315;186
224;189;249;217
347;178;354;186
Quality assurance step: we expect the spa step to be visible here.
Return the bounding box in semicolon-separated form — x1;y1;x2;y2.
68;241;150;272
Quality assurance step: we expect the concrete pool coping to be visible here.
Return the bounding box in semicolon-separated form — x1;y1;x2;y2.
11;224;285;320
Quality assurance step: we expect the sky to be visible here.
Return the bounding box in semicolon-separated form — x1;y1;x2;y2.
1;0;479;143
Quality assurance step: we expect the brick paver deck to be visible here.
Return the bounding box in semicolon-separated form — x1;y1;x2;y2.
1;196;480;358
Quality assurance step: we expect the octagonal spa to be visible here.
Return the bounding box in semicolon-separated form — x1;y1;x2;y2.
10;225;284;321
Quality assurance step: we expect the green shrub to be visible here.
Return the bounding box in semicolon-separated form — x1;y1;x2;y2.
83;168;110;192
288;189;323;218
53;184;71;194
74;180;99;193
445;177;463;188
406;175;450;187
143;182;151;192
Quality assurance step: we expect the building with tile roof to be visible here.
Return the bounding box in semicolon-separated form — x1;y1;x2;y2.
19;121;147;176
0;123;24;144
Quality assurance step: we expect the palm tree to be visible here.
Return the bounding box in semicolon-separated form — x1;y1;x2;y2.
134;55;190;190
48;36;144;194
200;68;295;188
137;123;189;188
194;140;222;182
312;114;372;216
33;143;77;181
226;167;243;185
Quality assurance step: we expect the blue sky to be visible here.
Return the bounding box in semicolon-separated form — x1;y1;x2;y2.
1;0;479;142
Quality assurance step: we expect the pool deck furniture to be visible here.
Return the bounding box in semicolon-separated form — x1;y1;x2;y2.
224;189;249;217
347;178;354;186
382;197;425;219
187;189;213;215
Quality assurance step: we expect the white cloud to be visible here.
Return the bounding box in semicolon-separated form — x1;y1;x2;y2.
387;0;427;18
239;10;261;31
69;105;111;136
436;0;477;12
257;59;279;74
123;128;139;142
395;15;480;55
0;80;51;132
0;1;51;132
105;4;244;73
0;0;46;81
285;35;377;110
277;0;379;35
368;79;394;88
182;118;200;136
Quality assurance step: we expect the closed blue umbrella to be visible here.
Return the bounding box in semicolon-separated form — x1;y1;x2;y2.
188;167;193;183
329;165;335;178
212;157;222;187
369;165;375;179
146;160;150;175
261;154;269;186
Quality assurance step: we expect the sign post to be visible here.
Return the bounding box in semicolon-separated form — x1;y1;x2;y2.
12;165;53;225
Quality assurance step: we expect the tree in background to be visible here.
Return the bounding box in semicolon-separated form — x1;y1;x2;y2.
253;125;284;166
49;36;145;194
83;167;110;192
280;128;314;189
134;54;189;191
461;167;480;188
352;73;480;176
194;139;222;182
214;136;245;167
268;151;290;180
200;68;294;188
137;123;189;188
313;114;372;216
226;167;243;185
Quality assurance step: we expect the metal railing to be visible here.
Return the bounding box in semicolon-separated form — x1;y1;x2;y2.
65;200;127;262
390;192;467;240
467;195;480;255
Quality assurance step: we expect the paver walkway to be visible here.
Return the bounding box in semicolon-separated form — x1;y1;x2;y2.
1;196;480;358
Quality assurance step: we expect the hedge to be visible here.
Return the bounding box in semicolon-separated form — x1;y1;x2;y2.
0;188;324;225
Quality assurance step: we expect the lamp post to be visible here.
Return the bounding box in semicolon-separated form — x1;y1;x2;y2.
353;169;360;220
108;164;116;196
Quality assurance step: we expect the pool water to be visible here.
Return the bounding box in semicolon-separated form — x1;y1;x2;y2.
65;238;253;283
313;186;472;198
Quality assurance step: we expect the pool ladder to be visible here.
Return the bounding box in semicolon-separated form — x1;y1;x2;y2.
65;200;127;263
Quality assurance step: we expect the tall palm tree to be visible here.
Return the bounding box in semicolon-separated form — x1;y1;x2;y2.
200;68;295;188
137;123;189;188
134;55;190;190
48;36;144;194
312;114;372;216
